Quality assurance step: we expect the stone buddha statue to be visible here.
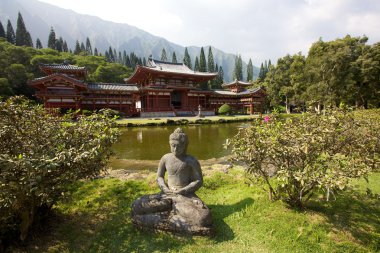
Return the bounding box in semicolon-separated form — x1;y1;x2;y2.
131;128;213;235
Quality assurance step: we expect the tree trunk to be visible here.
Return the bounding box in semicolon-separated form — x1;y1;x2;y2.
285;96;290;114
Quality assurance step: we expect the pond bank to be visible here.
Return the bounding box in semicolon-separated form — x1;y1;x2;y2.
116;114;263;127
104;156;237;181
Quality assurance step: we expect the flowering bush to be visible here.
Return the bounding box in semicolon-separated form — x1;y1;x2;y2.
229;110;379;208
0;97;119;242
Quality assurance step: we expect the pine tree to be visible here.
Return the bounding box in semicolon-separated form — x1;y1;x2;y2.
143;57;146;66
15;12;33;47
122;50;127;65
80;42;85;52
215;65;224;89
199;47;207;72
247;58;253;81
74;40;81;54
207;47;215;72
113;49;117;62
35;38;43;49
6;20;16;44
0;21;5;38
233;54;243;80
161;48;168;61
258;63;265;81
183;47;192;69
47;27;56;49
118;51;122;64
194;56;200;71
172;52;177;63
85;37;92;55
62;40;68;52
108;47;114;62
94;47;98;56
55;38;62;52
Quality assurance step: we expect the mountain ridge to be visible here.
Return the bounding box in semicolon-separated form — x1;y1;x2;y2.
0;0;259;81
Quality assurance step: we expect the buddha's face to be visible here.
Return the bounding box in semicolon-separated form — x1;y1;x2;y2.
170;139;186;157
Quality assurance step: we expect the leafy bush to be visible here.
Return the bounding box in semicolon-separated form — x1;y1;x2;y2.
0;97;119;242
218;104;231;115
229;110;379;208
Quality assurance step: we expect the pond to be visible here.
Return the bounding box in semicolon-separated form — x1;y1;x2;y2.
110;122;249;170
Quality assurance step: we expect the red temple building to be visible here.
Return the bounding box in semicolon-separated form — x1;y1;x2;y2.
29;59;266;117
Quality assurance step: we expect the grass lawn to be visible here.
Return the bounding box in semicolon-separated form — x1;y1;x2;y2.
16;169;380;253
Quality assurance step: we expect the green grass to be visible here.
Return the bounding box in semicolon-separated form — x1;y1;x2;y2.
18;170;380;253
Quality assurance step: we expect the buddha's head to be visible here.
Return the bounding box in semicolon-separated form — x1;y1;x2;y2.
169;128;188;157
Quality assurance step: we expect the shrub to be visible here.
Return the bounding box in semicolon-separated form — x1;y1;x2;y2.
218;104;231;115
228;110;379;208
0;97;119;242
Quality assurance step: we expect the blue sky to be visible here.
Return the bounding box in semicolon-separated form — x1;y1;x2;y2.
38;0;380;65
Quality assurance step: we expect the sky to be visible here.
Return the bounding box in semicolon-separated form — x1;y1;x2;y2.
38;0;380;66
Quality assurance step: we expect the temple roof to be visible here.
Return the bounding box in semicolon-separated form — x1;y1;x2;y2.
29;73;87;88
213;87;265;96
40;63;86;71
88;83;139;92
126;58;218;84
222;79;252;87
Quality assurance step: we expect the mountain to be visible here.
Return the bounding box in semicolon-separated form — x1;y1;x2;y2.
0;0;259;81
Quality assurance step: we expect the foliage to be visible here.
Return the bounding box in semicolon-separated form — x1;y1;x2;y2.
218;104;232;115
246;58;253;82
229;110;380;208
183;47;192;69
199;47;207;72
0;97;119;242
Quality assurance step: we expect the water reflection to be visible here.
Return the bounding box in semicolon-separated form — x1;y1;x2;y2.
112;122;245;160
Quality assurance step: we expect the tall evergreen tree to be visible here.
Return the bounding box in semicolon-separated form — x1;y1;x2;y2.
85;37;92;55
247;58;253;81
62;40;68;52
80;42;85;52
143;57;147;66
74;40;81;55
15;12;32;47
94;47;98;56
6;20;16;44
35;38;43;49
55;38;62;52
47;27;56;49
0;21;5;38
258;63;265;81
207;47;215;72
194;56;200;71
216;66;224;88
118;51;123;64
113;49;117;62
161;48;168;61
233;54;243;80
183;48;192;69
199;47;207;72
108;47;114;62
172;52;177;63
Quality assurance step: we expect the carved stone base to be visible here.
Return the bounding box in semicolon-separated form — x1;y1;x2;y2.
131;193;214;236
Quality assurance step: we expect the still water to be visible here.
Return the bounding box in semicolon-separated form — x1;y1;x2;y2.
112;122;248;161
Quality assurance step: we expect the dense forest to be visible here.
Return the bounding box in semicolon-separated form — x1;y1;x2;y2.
0;12;379;111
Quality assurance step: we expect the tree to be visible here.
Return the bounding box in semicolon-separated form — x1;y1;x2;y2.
218;103;231;115
74;40;81;55
0;97;119;241
194;56;200;71
247;58;253;81
55;37;63;52
15;12;33;47
0;20;5;38
62;40;68;52
35;38;43;49
94;47;98;56
233;54;243;80
80;42;86;53
183;47;192;69
258;63;265;81
161;48;168;61
172;51;177;63
229;111;380;208
199;47;207;72
6;20;16;44
85;37;92;55
5;64;33;98
47;27;56;49
207;47;215;72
